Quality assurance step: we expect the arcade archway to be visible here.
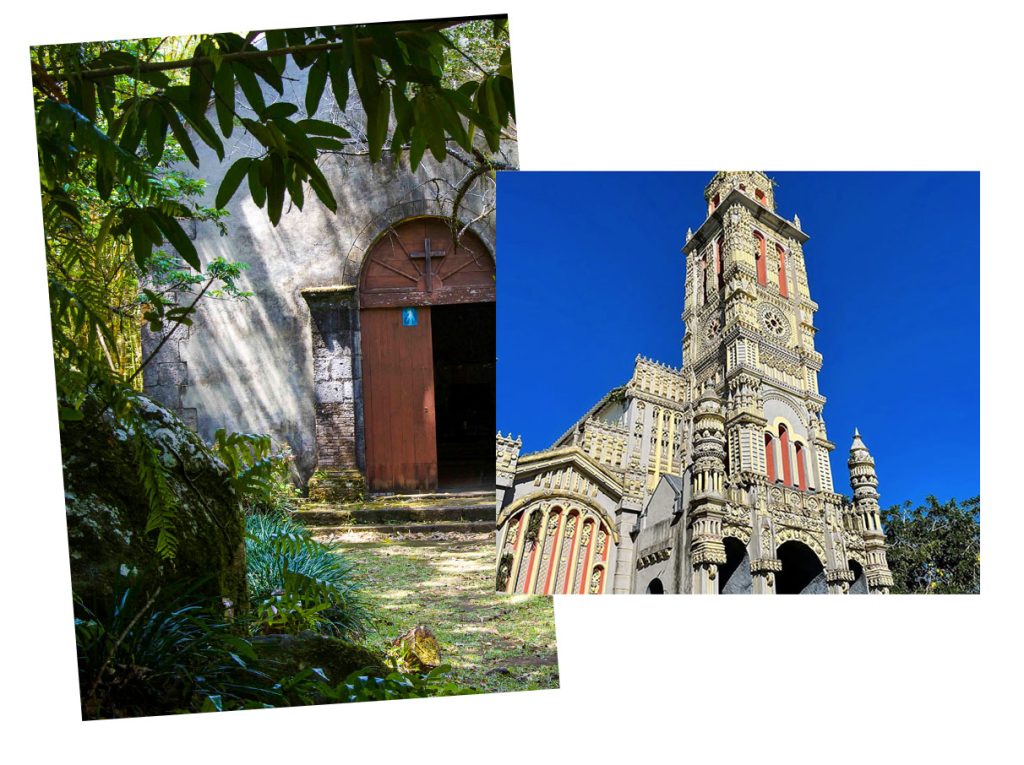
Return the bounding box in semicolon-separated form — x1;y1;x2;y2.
776;540;827;594
719;537;752;594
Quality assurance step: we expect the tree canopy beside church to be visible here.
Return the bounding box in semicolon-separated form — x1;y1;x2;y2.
35;18;513;400
881;496;980;594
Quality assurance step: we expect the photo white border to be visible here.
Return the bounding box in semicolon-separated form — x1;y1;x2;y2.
3;2;1015;762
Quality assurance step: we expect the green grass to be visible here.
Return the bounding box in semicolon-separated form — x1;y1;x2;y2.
336;532;559;695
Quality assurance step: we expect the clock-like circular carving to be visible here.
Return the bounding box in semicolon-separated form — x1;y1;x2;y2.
703;315;722;347
758;303;791;343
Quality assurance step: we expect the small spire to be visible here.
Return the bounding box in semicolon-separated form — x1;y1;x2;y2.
686;227;693;242
793;213;801;230
850;428;868;453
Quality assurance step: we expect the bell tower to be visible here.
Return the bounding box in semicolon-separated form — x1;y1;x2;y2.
674;171;891;594
683;171;829;491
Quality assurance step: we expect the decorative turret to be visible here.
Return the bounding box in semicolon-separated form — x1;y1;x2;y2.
496;432;522;507
847;429;894;593
688;391;728;593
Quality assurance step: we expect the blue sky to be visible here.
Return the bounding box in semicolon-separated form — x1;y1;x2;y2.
497;171;980;508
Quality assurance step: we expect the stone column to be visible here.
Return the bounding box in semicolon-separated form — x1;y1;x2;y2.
300;286;366;503
750;558;782;594
611;508;640;594
825;568;855;594
141;311;198;431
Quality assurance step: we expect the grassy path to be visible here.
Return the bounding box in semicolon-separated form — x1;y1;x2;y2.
333;531;559;695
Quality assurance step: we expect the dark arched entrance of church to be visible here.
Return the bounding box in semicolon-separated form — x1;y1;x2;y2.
359;217;495;492
776;540;827;594
848;560;867;594
719;537;752;594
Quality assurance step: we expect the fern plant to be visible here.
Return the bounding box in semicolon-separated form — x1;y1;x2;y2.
245;512;371;638
75;575;277;719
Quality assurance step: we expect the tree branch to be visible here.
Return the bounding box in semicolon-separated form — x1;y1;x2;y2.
51;23;463;83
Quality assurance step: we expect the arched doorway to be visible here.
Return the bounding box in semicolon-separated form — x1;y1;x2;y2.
775;540;827;594
719;537;752;594
647;578;665;594
848;560;867;594
359;217;495;491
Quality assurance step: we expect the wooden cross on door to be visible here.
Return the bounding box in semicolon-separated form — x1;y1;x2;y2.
409;238;446;292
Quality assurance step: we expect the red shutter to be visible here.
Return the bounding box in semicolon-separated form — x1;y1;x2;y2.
779;425;793;487
755;232;767;286
777;243;788;298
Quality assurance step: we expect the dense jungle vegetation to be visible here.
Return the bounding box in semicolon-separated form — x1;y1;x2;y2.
34;17;516;717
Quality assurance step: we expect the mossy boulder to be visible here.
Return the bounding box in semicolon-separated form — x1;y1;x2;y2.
389;625;441;672
62;393;247;613
251;632;387;682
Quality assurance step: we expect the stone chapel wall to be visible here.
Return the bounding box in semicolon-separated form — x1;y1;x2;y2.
142;63;509;480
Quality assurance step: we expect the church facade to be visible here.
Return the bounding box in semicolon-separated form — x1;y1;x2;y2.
496;171;894;594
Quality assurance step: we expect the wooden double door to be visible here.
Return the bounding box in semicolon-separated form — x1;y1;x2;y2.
359;218;495;492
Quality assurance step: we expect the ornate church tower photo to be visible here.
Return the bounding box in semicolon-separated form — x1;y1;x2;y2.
496;171;894;594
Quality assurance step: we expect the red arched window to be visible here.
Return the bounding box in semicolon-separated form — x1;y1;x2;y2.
715;235;724;291
700;254;710;302
765;432;776;483
795;442;808;490
754;231;767;286
756;189;766;205
776;243;788;298
710;193;720;213
778;425;793;487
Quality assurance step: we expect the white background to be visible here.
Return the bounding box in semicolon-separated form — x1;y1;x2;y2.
3;2;1018;762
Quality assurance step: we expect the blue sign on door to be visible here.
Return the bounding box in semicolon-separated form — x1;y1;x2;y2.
401;307;418;327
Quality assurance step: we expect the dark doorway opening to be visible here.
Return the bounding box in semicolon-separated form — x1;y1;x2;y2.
647;578;664;594
776;541;827;594
720;537;752;594
431;302;495;490
848;560;867;594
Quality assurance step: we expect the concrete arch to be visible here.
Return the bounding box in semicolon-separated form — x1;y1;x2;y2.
343;204;495;284
774;528;827;567
722;524;751;546
762;391;808;430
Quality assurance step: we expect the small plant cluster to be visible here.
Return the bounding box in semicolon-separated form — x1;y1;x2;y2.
245;511;371;637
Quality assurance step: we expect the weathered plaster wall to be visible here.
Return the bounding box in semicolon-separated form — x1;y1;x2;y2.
143;64;510;481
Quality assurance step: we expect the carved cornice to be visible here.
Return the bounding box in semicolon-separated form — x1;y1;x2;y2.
826;568;856;585
750;557;783;574
515;446;624;500
684;188;809;255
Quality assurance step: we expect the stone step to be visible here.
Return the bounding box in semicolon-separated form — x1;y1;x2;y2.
292;502;496;527
367;490;494;503
308;520;496;537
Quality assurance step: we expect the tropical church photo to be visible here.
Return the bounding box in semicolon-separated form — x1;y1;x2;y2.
497;171;920;595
